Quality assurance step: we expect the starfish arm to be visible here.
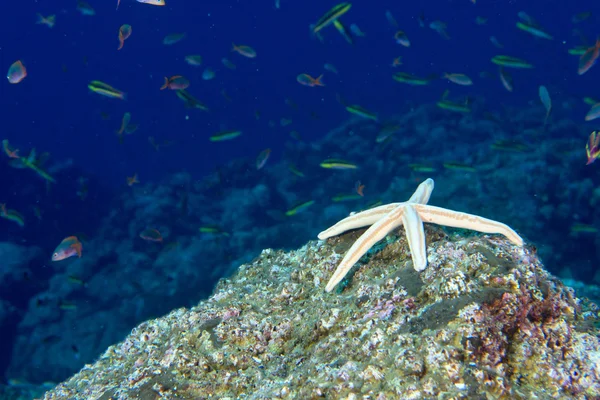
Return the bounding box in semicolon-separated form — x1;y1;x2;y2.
317;203;399;240
402;205;428;271
413;204;524;246
325;204;406;292
407;178;434;204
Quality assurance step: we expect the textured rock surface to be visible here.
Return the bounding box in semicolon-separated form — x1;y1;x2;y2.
41;226;600;399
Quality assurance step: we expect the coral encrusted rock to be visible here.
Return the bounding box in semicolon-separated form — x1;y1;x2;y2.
40;227;600;399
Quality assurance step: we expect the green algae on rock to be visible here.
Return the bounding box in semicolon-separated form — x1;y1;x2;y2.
41;229;600;399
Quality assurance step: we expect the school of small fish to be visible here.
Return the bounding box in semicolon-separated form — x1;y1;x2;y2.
2;1;600;261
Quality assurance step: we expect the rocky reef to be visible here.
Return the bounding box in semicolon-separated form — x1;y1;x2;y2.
40;225;600;399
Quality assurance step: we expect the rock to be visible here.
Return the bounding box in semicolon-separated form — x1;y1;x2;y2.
40;229;600;399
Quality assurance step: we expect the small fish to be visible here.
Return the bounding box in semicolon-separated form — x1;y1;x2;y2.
199;226;229;236
117;112;131;142
77;0;95;15
394;31;410;47
355;181;365;196
376;125;400;143
312;3;352;33
222;58;236;70
585;102;600;122
490;140;529;153
160;75;190;90
538;85;551;123
586;131;600;165
385;10;398;28
350;24;365;37
572;11;591;24
76;177;88;200
489;36;504;49
345;104;377;121
570;223;598;234
288;164;304;177
67;275;88;287
568;45;588;56
185;55;202;66
163;33;186;46
516;18;553;40
429;20;450;39
332;193;362;202
391;56;403;67
176;89;209;111
285;200;315;216
409;163;437;173
232;43;257;58
417;11;426;28
202;67;215;80
498;67;513;92
443;73;473;86
210;130;242;142
36;13;56;28
126;173;139;186
136;0;166;6
475;16;487;25
256;148;271;170
59;301;77;311
437;99;471;113
443;162;476;172
9;148;56;183
2;139;19;159
297;73;324;87
140;228;163;242
88;80;126;99
0;204;25;227
324;63;338;74
333;20;353;45
392;72;431;85
491;55;533;69
118;24;132;50
320;158;358;170
7;60;27;84
578;39;600;75
52;236;83;261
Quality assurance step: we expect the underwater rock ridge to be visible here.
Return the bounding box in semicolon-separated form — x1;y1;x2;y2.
41;231;600;399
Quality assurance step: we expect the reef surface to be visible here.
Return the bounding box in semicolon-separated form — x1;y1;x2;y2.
41;226;600;399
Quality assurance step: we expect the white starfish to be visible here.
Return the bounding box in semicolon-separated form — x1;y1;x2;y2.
318;178;524;292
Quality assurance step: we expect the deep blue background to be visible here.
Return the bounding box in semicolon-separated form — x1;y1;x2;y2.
1;0;598;187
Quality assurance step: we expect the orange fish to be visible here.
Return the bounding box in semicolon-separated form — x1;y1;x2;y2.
160;75;190;90
231;43;257;58
52;236;83;261
297;73;324;87
127;173;139;186
578;39;600;75
118;24;132;50
355;181;365;197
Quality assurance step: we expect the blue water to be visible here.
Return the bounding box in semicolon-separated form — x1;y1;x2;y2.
1;0;600;393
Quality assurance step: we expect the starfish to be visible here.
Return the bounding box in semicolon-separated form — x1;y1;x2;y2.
318;178;524;292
